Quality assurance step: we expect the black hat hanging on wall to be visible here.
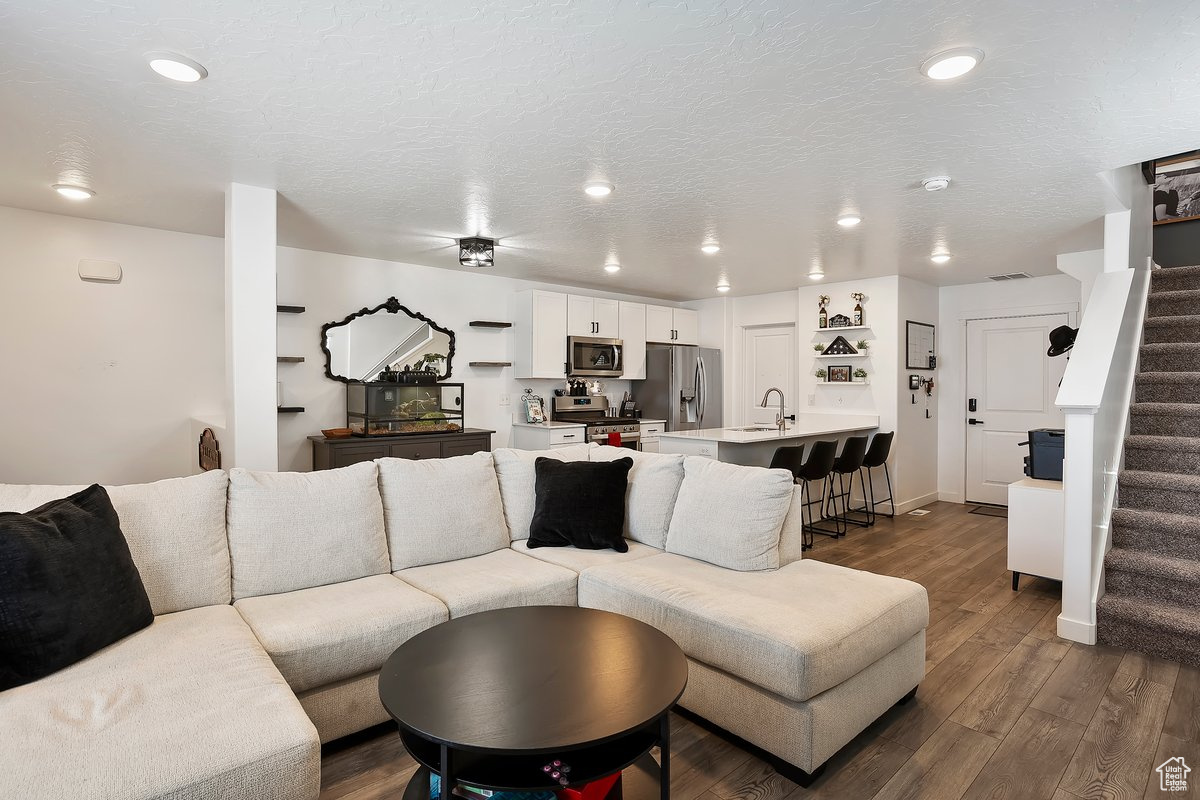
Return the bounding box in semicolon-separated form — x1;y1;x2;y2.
1047;326;1078;358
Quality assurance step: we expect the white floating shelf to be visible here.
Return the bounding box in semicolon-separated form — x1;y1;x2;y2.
815;380;871;386
813;325;870;332
814;353;870;359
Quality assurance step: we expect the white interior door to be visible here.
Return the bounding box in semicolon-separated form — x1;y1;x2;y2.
965;313;1069;505
744;324;796;427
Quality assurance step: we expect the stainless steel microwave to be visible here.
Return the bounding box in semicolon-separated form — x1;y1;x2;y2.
567;336;624;377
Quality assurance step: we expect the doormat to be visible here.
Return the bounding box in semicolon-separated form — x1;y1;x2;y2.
969;505;1008;518
908;509;932;516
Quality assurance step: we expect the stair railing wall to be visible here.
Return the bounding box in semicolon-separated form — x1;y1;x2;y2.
1056;201;1153;644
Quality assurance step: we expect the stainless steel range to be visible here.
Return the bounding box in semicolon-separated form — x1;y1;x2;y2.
551;396;641;449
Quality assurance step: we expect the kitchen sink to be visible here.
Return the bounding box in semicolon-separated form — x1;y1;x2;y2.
727;426;781;432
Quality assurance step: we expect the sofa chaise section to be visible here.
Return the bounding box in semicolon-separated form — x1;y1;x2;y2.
0;605;320;800
578;553;928;775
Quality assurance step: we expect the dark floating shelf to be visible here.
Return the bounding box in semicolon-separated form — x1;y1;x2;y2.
469;321;512;328
277;356;305;363
277;406;305;413
277;305;306;314
469;361;512;367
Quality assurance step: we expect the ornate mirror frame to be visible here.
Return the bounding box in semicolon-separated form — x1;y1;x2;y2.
320;297;457;383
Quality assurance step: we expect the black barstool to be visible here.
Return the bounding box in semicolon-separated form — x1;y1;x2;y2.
850;432;895;525
823;436;869;535
797;440;839;546
769;445;806;479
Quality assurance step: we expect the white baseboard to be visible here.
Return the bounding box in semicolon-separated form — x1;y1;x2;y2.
938;491;963;504
1057;614;1096;645
896;492;940;515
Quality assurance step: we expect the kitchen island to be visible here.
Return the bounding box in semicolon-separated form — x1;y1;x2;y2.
657;413;879;467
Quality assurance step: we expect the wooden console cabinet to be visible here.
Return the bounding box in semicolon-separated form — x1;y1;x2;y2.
309;429;494;470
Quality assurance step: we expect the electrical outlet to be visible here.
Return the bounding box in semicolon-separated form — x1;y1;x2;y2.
498;393;510;407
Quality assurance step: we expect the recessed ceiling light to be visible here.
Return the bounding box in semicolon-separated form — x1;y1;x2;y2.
922;176;951;192
837;214;862;228
716;283;731;293
809;270;824;281
146;52;208;83
701;242;721;254
931;252;952;264
52;183;95;200
919;47;984;80
583;181;614;198
604;263;621;273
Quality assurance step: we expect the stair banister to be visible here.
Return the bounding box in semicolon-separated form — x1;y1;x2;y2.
1056;265;1151;644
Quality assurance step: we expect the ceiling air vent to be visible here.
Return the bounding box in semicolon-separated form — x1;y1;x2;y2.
987;272;1033;281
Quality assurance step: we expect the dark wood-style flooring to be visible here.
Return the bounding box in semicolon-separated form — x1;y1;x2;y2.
319;502;1200;800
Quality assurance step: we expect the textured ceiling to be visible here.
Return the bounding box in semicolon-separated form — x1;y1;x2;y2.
1;1;1197;300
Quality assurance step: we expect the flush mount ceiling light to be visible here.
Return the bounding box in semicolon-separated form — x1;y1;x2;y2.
837;214;862;228
604;262;621;273
146;51;208;83
919;47;984;80
922;176;951;192
458;237;495;267
701;242;721;254
808;268;825;281
52;183;95;200
583;181;614;198
716;282;731;293
931;252;952;264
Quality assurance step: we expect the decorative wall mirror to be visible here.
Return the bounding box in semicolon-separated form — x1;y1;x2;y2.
905;320;936;370
321;298;456;383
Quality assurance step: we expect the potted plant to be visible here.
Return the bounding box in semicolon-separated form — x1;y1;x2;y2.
853;368;868;383
856;339;870;351
813;343;826;353
815;368;827;381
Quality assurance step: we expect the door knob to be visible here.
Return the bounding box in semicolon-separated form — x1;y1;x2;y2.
967;418;985;425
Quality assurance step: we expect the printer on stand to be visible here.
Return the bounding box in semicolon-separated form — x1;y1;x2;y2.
1020;428;1065;481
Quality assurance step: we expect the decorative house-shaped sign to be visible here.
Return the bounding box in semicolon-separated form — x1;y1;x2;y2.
828;313;853;328
821;336;858;355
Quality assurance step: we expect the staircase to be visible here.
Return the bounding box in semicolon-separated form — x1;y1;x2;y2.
1097;265;1200;666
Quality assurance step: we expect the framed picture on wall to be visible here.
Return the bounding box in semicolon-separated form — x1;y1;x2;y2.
1154;153;1200;225
827;364;851;383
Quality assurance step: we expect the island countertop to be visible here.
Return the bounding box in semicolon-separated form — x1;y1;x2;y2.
657;413;879;444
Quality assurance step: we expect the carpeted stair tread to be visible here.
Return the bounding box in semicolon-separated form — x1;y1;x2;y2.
1112;507;1200;559
1144;314;1200;329
1124;434;1200;451
1105;547;1200;584
1124;435;1200;475
1135;371;1200;385
1134;372;1200;404
1130;402;1200;417
1118;470;1200;515
1139;342;1200;372
1151;264;1200;292
1143;315;1200;344
1097;595;1200;666
1120;469;1200;490
1148;289;1200;319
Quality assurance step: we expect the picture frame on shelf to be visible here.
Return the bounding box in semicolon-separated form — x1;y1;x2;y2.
1154;153;1200;225
827;364;851;383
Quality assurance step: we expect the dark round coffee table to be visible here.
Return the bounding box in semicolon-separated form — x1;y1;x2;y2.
379;606;688;800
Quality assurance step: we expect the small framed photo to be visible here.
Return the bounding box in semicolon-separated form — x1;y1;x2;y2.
828;364;851;383
523;395;545;423
619;399;638;417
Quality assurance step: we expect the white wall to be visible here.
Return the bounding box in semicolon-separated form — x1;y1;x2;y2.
0;206;224;484
896;277;940;508
275;247;675;471
936;274;1081;503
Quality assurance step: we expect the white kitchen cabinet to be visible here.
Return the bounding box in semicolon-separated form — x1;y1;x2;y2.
618;301;647;380
511;422;587;450
567;295;619;337
514;290;568;379
646;305;698;345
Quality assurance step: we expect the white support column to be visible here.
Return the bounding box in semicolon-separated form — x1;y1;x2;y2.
224;183;278;471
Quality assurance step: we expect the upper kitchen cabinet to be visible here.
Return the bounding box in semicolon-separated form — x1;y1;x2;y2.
567;295;619;337
514;290;568;379
618;301;647;380
646;305;698;345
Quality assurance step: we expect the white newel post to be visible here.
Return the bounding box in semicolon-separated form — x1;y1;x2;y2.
224;183;278;471
1058;409;1099;644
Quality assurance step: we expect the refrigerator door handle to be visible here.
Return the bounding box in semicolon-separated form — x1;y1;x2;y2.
697;356;706;424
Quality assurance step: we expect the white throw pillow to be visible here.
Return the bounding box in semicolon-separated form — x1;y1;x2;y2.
0;471;231;615
492;444;594;540
378;451;509;569
590;445;683;549
664;457;794;571
227;462;390;599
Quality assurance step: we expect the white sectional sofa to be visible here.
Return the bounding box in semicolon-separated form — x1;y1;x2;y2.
0;443;928;798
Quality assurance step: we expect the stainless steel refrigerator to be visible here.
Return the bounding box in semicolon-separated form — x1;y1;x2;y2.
634;345;722;431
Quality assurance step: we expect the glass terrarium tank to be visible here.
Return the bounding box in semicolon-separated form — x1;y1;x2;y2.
346;382;464;437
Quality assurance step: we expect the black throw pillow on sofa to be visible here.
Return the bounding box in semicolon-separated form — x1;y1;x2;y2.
528;457;633;552
0;484;153;691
